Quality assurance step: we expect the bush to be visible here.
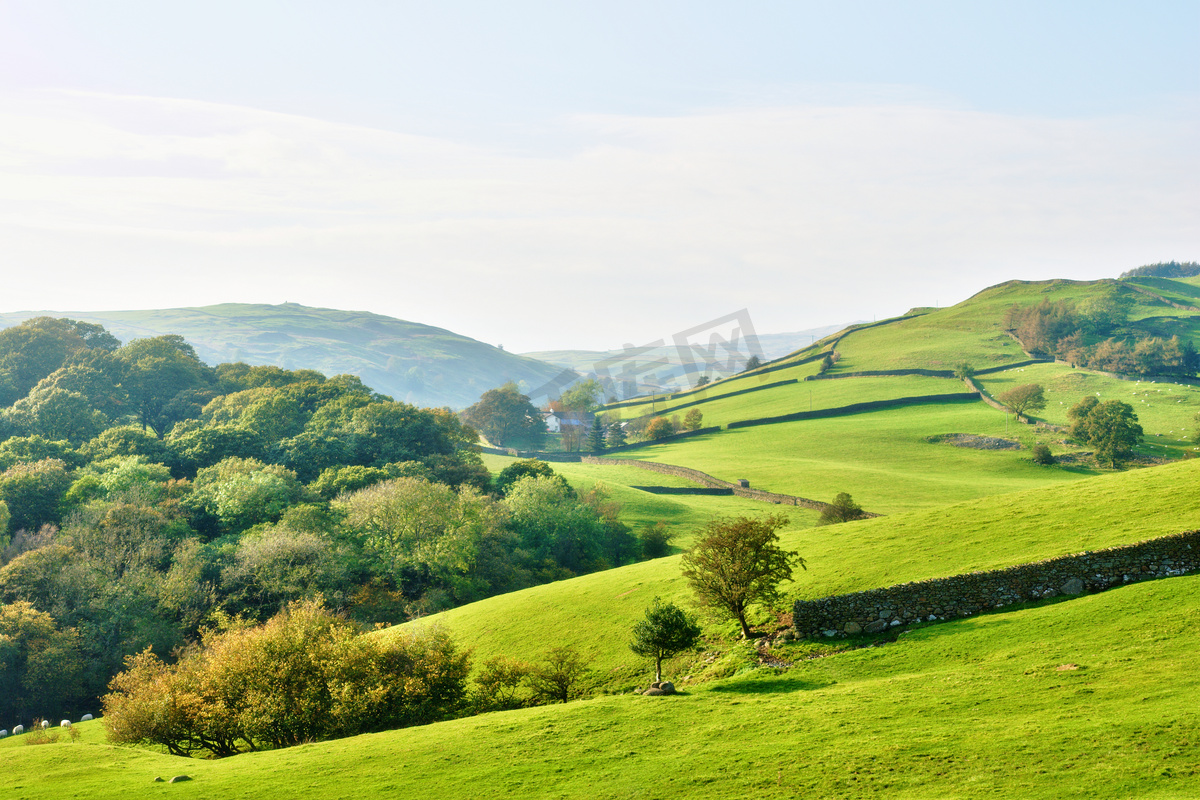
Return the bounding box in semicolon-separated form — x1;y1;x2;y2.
817;492;866;525
1031;444;1056;465
102;600;470;756
637;521;674;559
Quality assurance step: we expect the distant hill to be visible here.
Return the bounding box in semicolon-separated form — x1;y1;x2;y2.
0;303;570;410
524;322;862;398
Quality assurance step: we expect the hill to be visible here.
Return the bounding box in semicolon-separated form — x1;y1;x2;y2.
8;462;1200;799
524;322;860;399
0;303;568;409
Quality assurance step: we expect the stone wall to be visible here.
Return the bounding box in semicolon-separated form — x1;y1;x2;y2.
792;530;1200;639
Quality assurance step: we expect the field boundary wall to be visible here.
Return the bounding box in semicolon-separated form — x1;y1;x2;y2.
792;529;1200;639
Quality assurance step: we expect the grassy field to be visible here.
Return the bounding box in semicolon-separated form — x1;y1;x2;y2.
617;400;1098;514
368;460;1200;692
7;570;1200;799
609;374;964;428
974;362;1200;458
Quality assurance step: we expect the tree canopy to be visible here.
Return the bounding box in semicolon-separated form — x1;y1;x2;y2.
680;514;804;639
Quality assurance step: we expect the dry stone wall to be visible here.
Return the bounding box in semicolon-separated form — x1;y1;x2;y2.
792;530;1200;639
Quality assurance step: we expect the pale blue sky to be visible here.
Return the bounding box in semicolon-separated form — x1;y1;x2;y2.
0;1;1196;350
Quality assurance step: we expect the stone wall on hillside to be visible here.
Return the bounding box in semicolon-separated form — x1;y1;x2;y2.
792;530;1200;639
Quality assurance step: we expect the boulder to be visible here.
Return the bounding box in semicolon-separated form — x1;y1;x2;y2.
659;682;675;694
864;619;888;634
643;687;665;696
169;775;192;783
843;621;862;635
1061;577;1084;595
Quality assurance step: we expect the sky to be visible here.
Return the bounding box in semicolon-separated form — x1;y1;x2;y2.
0;1;1197;353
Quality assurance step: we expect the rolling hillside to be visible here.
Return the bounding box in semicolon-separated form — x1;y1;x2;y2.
0;303;569;409
5;274;1200;799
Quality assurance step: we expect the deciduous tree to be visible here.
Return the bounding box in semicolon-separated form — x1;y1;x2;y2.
997;383;1047;420
629;597;701;682
680;514;804;639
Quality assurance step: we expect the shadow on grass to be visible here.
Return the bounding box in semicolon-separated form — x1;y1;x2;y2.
707;675;834;695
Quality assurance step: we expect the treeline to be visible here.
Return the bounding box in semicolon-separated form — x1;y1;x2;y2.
0;317;659;728
1118;260;1200;280
1004;291;1198;377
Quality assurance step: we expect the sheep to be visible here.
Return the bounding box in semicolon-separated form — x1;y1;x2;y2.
0;730;6;738
40;720;49;729
13;725;23;735
60;720;71;728
81;713;94;722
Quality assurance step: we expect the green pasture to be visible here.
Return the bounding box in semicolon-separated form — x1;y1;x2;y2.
613;374;963;428
8;571;1200;799
605;358;824;420
375;460;1200;692
617;400;1097;514
974;362;1200;458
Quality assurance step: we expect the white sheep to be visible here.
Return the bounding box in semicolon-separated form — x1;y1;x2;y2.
12;725;23;735
60;720;71;728
81;714;94;722
40;720;49;729
0;730;7;738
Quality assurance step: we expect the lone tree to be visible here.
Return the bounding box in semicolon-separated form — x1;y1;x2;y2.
996;383;1047;421
680;514;804;639
743;355;763;372
525;645;590;704
817;492;866;525
1069;397;1143;468
629;598;701;682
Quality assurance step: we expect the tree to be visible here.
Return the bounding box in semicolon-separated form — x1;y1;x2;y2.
0;458;73;534
0;600;86;724
645;416;675;441
493;458;567;497
559;379;603;414
1069;399;1143;468
460;383;546;448
116;336;214;438
680;514;804;639
683;408;704;431
953;362;976;380
996;383;1047;420
606;421;627;448
743;355;763;372
817;492;866;525
629;598;701;682
525;645;590;704
586;417;606;453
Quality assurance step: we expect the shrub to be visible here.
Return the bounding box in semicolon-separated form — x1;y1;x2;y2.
638;521;674;559
1031;444;1056;465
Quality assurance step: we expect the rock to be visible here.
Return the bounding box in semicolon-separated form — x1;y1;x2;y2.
1061;578;1084;595
843;621;862;635
659;682;675;694
169;775;192;783
153;777;164;783
643;687;665;696
864;619;888;634
822;629;837;637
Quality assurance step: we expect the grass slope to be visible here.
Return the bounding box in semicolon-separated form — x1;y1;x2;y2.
619;400;1097;514
974;362;1200;458
376;460;1200;693
8;573;1200;799
0;303;566;410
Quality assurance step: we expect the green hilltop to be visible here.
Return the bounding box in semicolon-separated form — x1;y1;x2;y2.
0;302;568;410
